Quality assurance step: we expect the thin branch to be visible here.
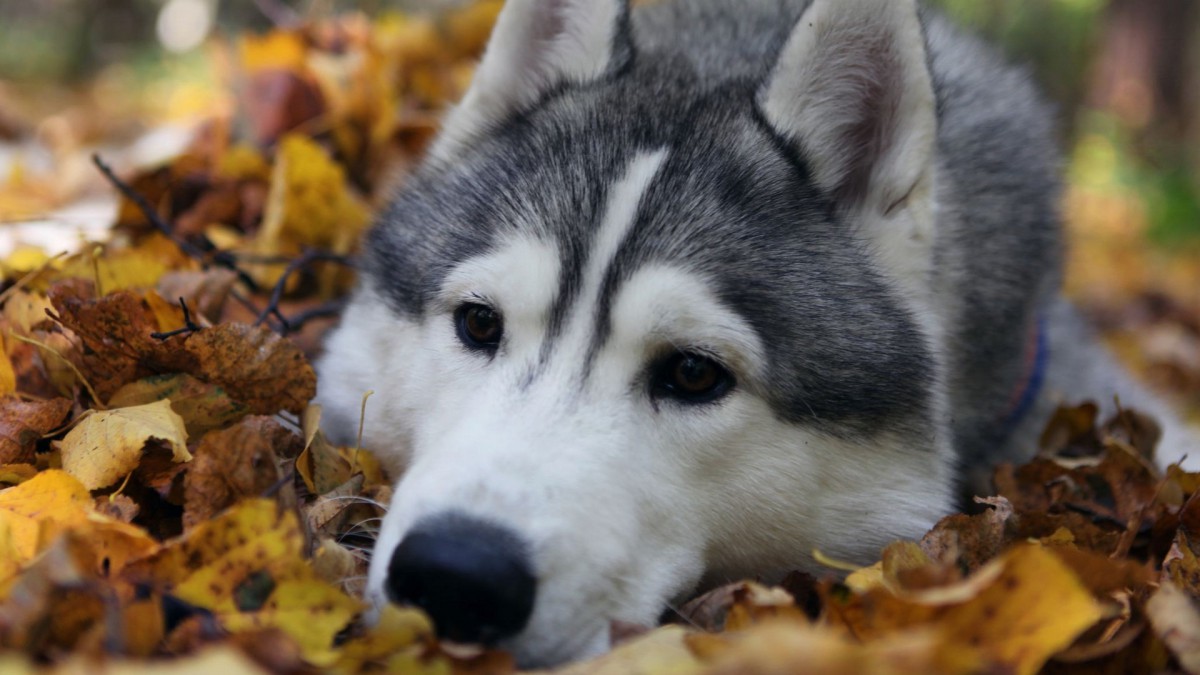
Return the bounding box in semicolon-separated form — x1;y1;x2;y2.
254;249;354;331
262;468;296;498
278;299;347;335
91;154;206;260
150;298;202;341
91;154;262;293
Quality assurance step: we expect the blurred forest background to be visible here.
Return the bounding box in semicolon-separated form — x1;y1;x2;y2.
0;0;1198;415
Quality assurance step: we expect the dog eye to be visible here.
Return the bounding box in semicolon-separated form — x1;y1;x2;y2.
653;352;734;404
456;303;504;351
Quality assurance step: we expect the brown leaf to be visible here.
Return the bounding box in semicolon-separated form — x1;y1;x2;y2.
0;396;71;464
50;284;316;415
96;494;140;524
157;269;239;324
180;323;316;416
109;373;250;438
1040;402;1104;458
183;416;301;529
47;283;179;399
920;496;1012;575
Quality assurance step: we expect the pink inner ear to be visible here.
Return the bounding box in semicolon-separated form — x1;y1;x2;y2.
810;28;906;206
529;0;569;50
759;0;934;213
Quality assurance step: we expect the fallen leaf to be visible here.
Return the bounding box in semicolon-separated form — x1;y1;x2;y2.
0;396;72;464
182;416;300;528
826;545;1105;675
297;405;352;495
1147;582;1200;673
0;469;91;560
552;625;701;675
2;289;55;334
179;323;316;416
60;400;190;490
108;374;250;438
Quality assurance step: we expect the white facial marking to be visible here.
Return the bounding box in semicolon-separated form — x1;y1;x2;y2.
325;149;955;669
555;148;670;357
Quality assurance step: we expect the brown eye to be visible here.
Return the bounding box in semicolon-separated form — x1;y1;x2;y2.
653;352;734;404
456;304;503;351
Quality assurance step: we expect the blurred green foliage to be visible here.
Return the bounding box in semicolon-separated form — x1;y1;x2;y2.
934;0;1200;247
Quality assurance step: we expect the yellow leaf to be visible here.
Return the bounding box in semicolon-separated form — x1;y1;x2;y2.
240;30;308;72
2;289;54;334
0;516;22;596
334;604;433;672
55;248;169;293
297;406;351;495
108;374;249;439
555;626;702;675
937;545;1104;675
133;499;361;666
340;445;386;488
223;578;363;666
827;544;1103;675
2;246;50;277
0;335;14;396
148;499;306;604
0;470;91;560
256;134;370;270
60;400;190;490
143;290;186;333
0;464;37;486
689;621;980;675
845;561;885;594
74;512;161;577
216;143;272;182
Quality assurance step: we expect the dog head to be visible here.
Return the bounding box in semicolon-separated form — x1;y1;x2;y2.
318;0;955;665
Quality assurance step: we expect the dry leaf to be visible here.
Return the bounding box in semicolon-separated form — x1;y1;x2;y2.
108;374;250;438
182;416;300;528
60;400;190;491
0;396;72;465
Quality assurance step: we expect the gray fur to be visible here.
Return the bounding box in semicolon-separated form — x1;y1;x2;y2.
322;0;1195;661
361;0;1084;467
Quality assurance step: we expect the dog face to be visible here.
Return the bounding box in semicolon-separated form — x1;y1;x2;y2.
317;0;956;666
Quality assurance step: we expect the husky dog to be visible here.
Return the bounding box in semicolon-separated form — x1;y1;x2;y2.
317;0;1196;666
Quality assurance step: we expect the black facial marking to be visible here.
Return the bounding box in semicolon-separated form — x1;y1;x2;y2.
362;0;1060;457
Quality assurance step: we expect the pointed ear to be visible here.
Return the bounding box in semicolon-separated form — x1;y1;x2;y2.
759;0;936;216
431;0;631;162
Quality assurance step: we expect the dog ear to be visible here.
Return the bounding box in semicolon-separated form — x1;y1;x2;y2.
759;0;936;217
431;0;631;162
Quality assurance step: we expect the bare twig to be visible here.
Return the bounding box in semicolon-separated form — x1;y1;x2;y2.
151;298;202;341
263;468;296;498
91;154;206;259
279;299;347;335
91;154;262;293
254;249;354;331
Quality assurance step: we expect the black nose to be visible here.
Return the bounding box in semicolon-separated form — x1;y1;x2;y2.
386;514;537;644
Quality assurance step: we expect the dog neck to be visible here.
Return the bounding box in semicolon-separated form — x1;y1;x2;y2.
999;316;1049;433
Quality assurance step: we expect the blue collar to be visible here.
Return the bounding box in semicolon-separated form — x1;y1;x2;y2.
999;316;1048;433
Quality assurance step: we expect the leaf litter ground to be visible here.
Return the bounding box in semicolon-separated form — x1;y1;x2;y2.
2;3;1200;674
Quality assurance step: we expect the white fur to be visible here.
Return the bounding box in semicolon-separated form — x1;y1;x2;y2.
431;0;624;162
760;0;942;339
320;149;956;666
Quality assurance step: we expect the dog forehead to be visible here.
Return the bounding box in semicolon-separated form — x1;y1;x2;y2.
365;78;933;436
